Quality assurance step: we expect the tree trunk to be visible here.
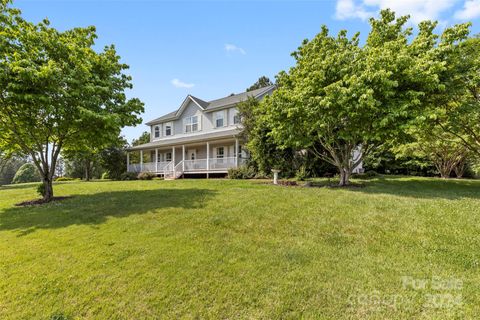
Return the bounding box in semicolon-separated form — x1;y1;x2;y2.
42;177;54;202
85;159;91;181
454;161;466;178
339;168;351;186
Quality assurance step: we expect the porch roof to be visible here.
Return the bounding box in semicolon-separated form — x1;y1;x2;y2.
127;127;241;151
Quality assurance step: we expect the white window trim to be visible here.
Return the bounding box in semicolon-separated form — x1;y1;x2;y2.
164;122;173;136
214;110;226;128
184;115;199;133
154;125;161;138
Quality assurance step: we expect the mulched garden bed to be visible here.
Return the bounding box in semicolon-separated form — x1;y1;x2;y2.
15;196;72;207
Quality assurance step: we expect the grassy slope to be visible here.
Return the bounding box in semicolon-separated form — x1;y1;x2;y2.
0;177;479;319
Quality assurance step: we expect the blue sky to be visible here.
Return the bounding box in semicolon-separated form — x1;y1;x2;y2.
15;0;480;143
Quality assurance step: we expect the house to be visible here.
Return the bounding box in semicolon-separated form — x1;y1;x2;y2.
127;85;276;179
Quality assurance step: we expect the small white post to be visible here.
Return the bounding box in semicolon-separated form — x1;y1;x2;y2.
155;148;158;172
126;152;130;172
182;144;185;172
172;146;176;177
272;169;280;185
206;141;210;178
140;150;143;172
235;138;239;167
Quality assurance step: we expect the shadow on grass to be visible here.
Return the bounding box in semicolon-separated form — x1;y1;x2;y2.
0;188;216;236
349;176;480;200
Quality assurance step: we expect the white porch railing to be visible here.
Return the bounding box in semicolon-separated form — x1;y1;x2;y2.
209;157;237;170
184;159;207;171
128;157;247;175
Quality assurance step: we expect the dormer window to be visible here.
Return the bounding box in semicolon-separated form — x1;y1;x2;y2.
154;126;160;138
164;122;172;136
185;116;199;133
233;113;241;124
214;111;225;128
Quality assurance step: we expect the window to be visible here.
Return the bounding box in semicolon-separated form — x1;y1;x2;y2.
154;126;160;138
216;147;224;158
185;116;199;133
164;122;172;136
165;152;172;162
233;113;241;124
157;152;162;163
214;111;224;128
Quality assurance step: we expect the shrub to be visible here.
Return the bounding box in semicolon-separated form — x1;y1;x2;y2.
101;171;110;180
137;172;156;180
37;183;45;197
12;163;41;184
54;177;76;182
295;165;308;181
120;172;137;181
352;170;378;179
227;166;256;179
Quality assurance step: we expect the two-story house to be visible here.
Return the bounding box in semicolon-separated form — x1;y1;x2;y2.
127;85;275;179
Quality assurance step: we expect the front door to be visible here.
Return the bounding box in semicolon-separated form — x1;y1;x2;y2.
187;149;196;160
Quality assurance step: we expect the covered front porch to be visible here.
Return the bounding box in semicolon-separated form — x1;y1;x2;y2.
127;138;246;179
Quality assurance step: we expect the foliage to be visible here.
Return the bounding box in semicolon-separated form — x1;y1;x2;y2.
137;172;156;180
363;145;437;176
237;97;299;177
120;172;137;181
99;137;128;180
261;10;469;186
0;155;26;185
54;177;77;182
36;182;45;197
132;132;151;147
0;2;144;201
12;163;41;184
227;166;256;179
394;124;470;178
430;35;480;156
101;172;110;180
246;76;274;92
351;170;378;179
295;165;308;181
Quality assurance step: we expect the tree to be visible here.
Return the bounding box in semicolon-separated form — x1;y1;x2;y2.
0;155;26;185
393;125;470;178
246;76;273;92
0;1;144;201
12;163;41;184
132;131;150;146
431;36;480;155
261;10;467;186
100;136;128;180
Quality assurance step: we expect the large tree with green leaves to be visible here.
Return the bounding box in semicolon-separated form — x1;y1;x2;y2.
261;10;468;186
246;76;274;92
0;1;144;201
431;35;480;155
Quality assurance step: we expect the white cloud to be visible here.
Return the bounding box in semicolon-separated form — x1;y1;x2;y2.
335;0;374;20
454;0;480;20
224;43;246;55
335;0;459;23
171;78;195;89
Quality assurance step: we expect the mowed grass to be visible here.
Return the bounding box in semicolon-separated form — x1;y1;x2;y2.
0;177;479;319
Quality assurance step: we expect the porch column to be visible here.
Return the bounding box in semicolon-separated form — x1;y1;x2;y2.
172;146;176;176
155;148;158;172
127;152;130;172
140;150;143;172
182;145;185;172
235;138;239;167
206;141;210;178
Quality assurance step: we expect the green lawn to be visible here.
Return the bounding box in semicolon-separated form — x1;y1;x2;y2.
0;177;479;319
